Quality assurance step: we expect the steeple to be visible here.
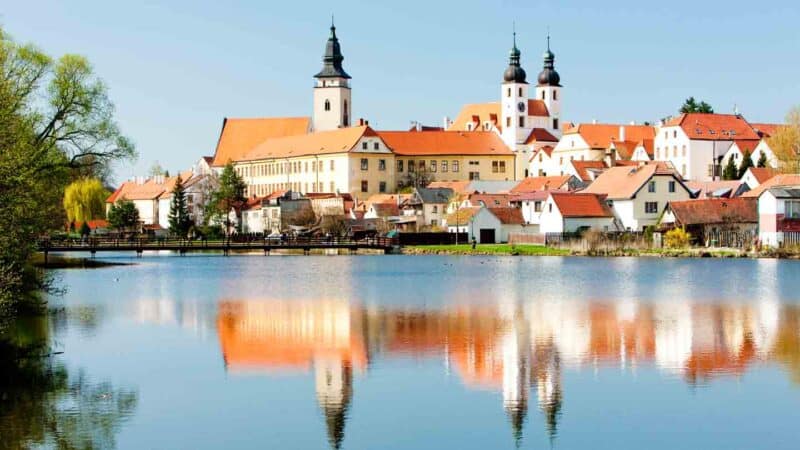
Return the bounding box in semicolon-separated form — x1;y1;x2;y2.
503;26;527;84
537;34;560;86
315;17;351;79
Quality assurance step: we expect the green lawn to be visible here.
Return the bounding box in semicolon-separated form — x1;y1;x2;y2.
407;244;570;256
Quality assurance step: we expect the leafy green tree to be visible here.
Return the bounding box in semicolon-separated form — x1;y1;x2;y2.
63;178;108;224
207;162;246;235
757;151;768;168
680;97;714;114
722;156;738;180
168;175;192;237
0;26;134;317
738;150;754;179
107;199;139;233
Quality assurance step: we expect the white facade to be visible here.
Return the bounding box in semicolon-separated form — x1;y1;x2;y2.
758;190;782;247
654;127;728;182
529;149;558;177
447;208;502;243
609;176;692;231
538;195;614;233
312;77;351;132
535;84;561;136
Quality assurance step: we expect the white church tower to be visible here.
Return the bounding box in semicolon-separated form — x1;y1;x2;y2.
312;19;351;132
534;36;562;138
500;31;533;180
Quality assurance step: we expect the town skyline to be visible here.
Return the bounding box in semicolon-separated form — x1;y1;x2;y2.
3;0;798;180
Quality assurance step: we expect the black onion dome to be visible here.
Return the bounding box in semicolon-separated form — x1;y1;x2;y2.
315;22;351;79
537;36;561;86
502;32;527;84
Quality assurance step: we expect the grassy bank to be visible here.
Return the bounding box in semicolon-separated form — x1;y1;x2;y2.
404;244;570;256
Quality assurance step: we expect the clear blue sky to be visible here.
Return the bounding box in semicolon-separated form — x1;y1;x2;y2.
3;0;799;182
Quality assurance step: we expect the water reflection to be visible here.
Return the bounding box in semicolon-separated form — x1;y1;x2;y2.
216;297;800;448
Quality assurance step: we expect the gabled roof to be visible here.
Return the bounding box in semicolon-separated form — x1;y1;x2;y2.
750;123;782;138
524;128;559;144
609;140;638;159
487;207;525;224
730;139;761;154
663;113;760;141
565;123;655;149
745;167;779;184
582;163;685;199
527;99;550;117
570;160;607;182
369;203;399;217
742;175;800;197
241;126;376;161
684;180;748;199
511;176;573;193
666;198;757;225
530;145;555;160
377;130;513;156
211;117;311;166
550;193;614;218
107;171;196;203
635;139;654;157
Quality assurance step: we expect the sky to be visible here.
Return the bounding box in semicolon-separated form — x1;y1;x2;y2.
3;0;799;182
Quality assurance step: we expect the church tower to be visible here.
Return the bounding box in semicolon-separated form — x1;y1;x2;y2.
313;19;352;132
535;36;562;138
500;31;532;149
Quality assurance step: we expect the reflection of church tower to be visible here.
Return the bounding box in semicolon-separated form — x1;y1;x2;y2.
501;308;530;447
315;359;353;450
532;338;563;443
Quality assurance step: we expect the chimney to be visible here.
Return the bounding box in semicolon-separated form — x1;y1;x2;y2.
357;118;365;126
592;119;598;125
416;122;422;132
619;125;626;142
443;116;452;129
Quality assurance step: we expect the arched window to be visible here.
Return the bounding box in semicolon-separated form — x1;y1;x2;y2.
324;99;331;111
518;87;523;96
343;100;349;126
553;90;558;100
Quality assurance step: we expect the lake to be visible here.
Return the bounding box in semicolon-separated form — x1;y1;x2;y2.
5;255;800;449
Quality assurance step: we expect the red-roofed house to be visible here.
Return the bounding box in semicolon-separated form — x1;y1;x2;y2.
741;167;779;190
444;206;527;243
661;198;758;244
550;123;655;176
539;193;617;233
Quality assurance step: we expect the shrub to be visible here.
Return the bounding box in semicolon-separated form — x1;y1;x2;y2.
664;227;691;248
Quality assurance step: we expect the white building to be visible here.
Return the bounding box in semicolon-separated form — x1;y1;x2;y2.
549;123;655;176
757;186;800;247
538;192;616;233
446;206;525;243
582;164;692;231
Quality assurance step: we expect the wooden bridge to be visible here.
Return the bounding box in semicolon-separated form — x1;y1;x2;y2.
38;236;401;260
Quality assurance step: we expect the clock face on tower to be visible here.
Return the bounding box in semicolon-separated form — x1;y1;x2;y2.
517;102;526;113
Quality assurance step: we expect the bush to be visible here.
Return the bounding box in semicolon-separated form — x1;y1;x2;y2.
664;227;691;248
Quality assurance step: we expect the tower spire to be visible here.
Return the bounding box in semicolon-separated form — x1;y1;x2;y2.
315;17;350;79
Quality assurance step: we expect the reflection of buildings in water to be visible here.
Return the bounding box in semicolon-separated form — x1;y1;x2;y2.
215;297;799;447
132;298;212;337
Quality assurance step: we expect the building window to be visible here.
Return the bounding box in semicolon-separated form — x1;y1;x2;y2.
492;161;499;173
682;164;686;177
469;171;480;180
419;160;426;172
378;159;386;171
430;160;437;172
324;99;331;111
669;181;676;193
409;160;416;173
518;87;523;96
682;145;687;157
330;160;335;170
499;161;506;173
645;201;658;214
330;182;335;192
362;142;368;150
553;118;559;130
548;203;552;212
648;181;656;193
374;142;379;150
361;181;368;193
506;117;511;127
379;181;387;193
507;87;511;97
534;201;542;212
361;158;368;170
441;161;448;172
518;116;524;127
343;100;349;126
397;160;404;172
787;200;800;219
452;161;459;172
541;91;545;100
553;90;558;100
673;130;677;138
469;160;479;166
432;205;438;213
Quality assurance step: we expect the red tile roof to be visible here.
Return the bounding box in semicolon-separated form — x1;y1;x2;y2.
511;176;573;193
666;198;757;225
241;126;376;161
742;174;800;197
527;99;550;117
370;203;400;217
107;171;195;203
582;163;684;199
488;207;525;225
211;117;310;166
466;193;511;207
750;123;781;138
550;193;614;218
524;128;558;144
377;130;513;156
565;123;655;149
731;139;761;154
530;145;555;160
745;167;779;184
448;103;501;131
570;160;607;182
664;113;760;141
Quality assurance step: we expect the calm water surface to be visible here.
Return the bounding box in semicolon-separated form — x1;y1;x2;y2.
16;255;800;448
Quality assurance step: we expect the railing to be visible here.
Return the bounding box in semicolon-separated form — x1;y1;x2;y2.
782;231;800;248
38;235;399;251
705;230;756;248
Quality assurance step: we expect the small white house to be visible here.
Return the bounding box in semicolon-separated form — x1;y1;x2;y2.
445;206;525;243
538;192;617;233
758;186;800;247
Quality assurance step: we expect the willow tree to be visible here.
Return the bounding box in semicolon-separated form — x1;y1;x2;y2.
0;26;135;316
768;107;800;173
63;178;108;224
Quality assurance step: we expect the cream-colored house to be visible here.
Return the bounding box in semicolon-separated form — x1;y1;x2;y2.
582;163;692;231
550;123;655;176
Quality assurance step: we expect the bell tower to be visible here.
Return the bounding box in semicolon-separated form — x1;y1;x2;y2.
535;35;562;138
500;30;531;149
313;18;352;132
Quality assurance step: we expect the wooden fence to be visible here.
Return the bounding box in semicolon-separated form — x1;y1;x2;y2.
508;233;545;245
398;232;468;246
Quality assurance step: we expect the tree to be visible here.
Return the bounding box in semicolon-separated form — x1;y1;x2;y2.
79;220;91;237
767;106;800;173
398;168;434;190
148;161;165;177
167;175;192;237
63;178;108;224
664;227;691;248
207;162;246;235
0;27;134;316
738;150;754;179
757;151;768;168
722;156;738;180
680;97;714;114
107;198;140;233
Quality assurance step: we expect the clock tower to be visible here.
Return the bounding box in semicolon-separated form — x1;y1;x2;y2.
500;31;532;179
